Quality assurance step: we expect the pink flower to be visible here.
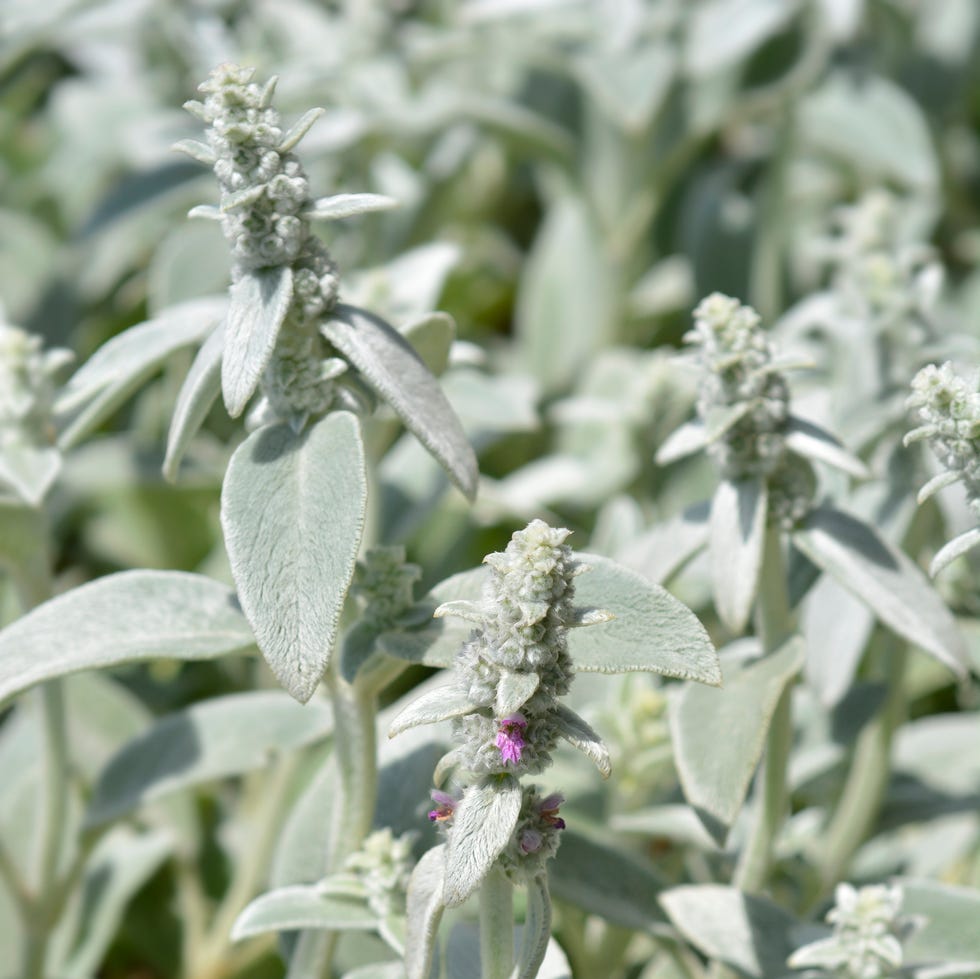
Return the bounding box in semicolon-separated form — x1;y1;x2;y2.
495;713;528;765
538;792;565;830
427;789;457;823
520;828;543;853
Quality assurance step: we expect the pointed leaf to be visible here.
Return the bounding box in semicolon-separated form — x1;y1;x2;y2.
221;412;366;702
930;528;980;578
222;266;293;417
710;478;768;634
567;554;720;685
515;875;552;979
0;443;60;505
401;312;455;376
0;571;254;705
554;705;611;778
279;107;326;153
917;470;961;505
406;844;448;979
444;776;522;907
655;421;709;465
56;296;227;448
172;138;215;164
163;321;224;481
660;885;801;979
388;684;476;737
793;506;968;676
306;193;398;221
616;501;710;584
785;415;869;479
231;885;376;940
495;670;540;716
321;304;478;499
670;637;804;838
86;692;332;825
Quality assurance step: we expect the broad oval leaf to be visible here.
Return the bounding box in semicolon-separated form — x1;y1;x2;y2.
710;477;768;634
901;878;980;960
222;266;294;417
793;505;969;677
86;691;332;825
0;571;255;705
231;885;376;940
443;776;522;907
55;296;227;448
615;501;710;585
321;304;477;499
221;411;367;703
569;553;720;685
405;844;448;979
660;884;802;978
163;321;224;481
669;638;804;839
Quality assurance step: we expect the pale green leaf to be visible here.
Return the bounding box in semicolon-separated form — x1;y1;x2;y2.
0;443;60;505
279;107;326;153
305;192;398;221
444;776;522;907
321;304;477;499
495;670;540;716
615;502;710;585
930;528;980;578
568;553;720;685
0;571;255;705
710;478;768;634
901;878;980;960
670;638;804;838
785;416;869;479
554;704;611;778
222;266;294;417
231;885;375;940
793;506;969;676
405;844;447;979
660;885;801;978
221;412;367;703
163;321;224;482
515;875;552;979
400;312;455;376
388;684;475;738
86;691;332;825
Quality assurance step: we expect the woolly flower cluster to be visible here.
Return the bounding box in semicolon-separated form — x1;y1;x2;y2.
343;829;415;919
686;292;790;481
906;362;980;519
185;64;339;321
0;322;72;450
788;883;913;979
831;191;941;329
351;545;423;630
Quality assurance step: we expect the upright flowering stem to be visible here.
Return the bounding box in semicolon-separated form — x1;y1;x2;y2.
480;867;515;979
734;525;796;893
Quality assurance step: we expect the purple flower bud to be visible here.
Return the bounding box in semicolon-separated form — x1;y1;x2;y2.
495;713;528;765
520;828;543;854
427;789;457;823
538;792;565;829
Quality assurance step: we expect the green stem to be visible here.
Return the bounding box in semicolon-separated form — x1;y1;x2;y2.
193;755;300;978
812;636;908;903
0;834;32;915
733;525;795;894
479;868;514;979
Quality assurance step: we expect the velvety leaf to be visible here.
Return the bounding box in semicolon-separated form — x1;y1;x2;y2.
615;502;710;585
405;844;447;979
222;266;294;417
55;296;226;448
49;828;172;978
0;570;254;704
670;638;804;838
549;829;666;931
710;477;768;634
569;553;720;685
0;443;60;505
321;304;477;499
660;885;801;978
0;498;49;600
86;692;333;825
278;108;326;153
495;670;540;716
655;421;709;466
784;415;869;479
901;878;980;960
221;412;366;703
163;321;224;481
917;470;961;505
793;506;969;677
930;528;980;578
387;684;475;738
514;196;612;394
231;885;376;940
515;875;552;979
443;776;522;907
554;705;611;778
305;193;398;221
400;312;455;376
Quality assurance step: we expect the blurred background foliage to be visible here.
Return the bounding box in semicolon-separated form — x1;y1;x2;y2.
3;0;980;976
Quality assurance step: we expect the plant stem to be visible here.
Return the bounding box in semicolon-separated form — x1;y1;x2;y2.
479;867;514;979
812;635;907;903
733;525;795;894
